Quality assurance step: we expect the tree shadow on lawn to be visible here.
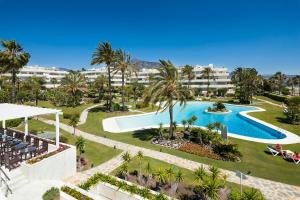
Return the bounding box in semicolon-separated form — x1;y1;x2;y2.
276;116;290;124
89;106;106;113
132;129;159;141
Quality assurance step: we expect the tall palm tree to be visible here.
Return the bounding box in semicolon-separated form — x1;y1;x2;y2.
61;72;86;107
201;67;215;96
181;65;195;88
287;77;295;96
292;75;300;96
270;72;287;95
0;40;30;103
91;42;116;111
113;49;137;110
147;60;192;139
94;74;108;103
24;76;45;106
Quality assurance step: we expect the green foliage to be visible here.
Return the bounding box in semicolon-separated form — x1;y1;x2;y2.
229;188;265;200
63;112;80;120
42;187;60;200
78;173;165;199
284;96;300;124
263;92;288;103
0;118;23;128
213;141;242;162
61;186;93;200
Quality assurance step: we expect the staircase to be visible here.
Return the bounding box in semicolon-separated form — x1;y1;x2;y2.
0;166;29;199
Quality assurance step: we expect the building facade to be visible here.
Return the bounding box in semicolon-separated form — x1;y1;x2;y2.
0;65;69;88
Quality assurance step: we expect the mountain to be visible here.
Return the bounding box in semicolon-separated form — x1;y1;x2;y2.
132;59;160;69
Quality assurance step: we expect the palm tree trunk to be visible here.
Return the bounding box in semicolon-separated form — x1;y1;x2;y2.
107;64;112;111
12;69;16;103
121;72;125;111
169;106;174;139
35;91;38;106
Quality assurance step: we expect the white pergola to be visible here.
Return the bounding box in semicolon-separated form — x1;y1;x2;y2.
0;103;62;148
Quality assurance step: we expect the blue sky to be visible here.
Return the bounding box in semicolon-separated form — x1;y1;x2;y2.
1;0;300;74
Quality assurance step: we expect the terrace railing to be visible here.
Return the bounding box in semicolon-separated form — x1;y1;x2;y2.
0;167;12;197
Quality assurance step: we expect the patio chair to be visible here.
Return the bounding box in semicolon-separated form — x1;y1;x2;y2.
267;145;280;156
4;153;20;171
37;141;48;155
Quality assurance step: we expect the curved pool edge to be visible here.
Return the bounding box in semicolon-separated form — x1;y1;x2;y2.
102;103;300;144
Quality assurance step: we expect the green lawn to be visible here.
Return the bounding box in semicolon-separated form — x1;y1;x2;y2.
17;119;122;168
255;95;282;105
27;101;95;124
77;104;300;186
111;156;260;195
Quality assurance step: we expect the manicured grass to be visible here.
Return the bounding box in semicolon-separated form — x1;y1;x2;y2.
111;156;259;194
255;95;282;105
17;119;122;168
77;105;300;186
28;101;95;124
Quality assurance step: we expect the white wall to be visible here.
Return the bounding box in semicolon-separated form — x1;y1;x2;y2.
21;145;76;181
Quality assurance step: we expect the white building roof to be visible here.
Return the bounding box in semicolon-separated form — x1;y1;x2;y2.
0;103;61;121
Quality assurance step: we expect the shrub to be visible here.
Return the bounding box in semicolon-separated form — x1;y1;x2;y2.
263;92;288;103
42;187;60;200
0;118;23;128
190;128;220;145
213;102;226;110
213;141;242;161
135;101;149;109
179;143;221;160
284;96;300;124
63;112;80;119
61;186;93;200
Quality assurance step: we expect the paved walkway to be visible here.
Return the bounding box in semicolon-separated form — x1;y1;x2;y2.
40;117;300;200
78;104;101;125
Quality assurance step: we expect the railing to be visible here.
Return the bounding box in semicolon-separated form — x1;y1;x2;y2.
0;167;12;197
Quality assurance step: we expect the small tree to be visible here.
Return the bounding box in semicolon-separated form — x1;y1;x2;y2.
69;115;79;135
181;119;187;130
158;123;164;138
145;162;153;186
137;151;144;183
75;136;86;169
284;97;300;124
171;170;183;197
187;115;198;130
122;151;131;163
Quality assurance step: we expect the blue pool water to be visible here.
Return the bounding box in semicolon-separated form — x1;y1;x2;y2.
115;102;286;139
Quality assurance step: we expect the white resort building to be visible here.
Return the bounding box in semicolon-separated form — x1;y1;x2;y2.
0;66;69;88
82;64;234;94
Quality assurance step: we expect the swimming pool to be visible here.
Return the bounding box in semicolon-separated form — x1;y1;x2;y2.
103;102;300;144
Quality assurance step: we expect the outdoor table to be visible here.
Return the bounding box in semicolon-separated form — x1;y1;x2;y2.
14;142;28;151
20;146;36;161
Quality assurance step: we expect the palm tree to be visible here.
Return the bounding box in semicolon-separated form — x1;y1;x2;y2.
158;123;164;138
50;78;58;88
91;42;116;111
113;49;137;111
287;77;295;96
170;169;183;197
122;151;131;163
136;150;144;183
145;162;153;186
24;76;45;106
75;136;86;157
209;165;221;181
194;165;207;184
201;67;215;97
155;168;167;187
202;178;223;200
69;115;79;135
94;74;108;103
147;60;192;139
75;136;86;169
181;65;195;88
293;75;300;96
119;162;129;180
0;40;30;103
61;72;86;107
165;165;175;185
270;72;287;95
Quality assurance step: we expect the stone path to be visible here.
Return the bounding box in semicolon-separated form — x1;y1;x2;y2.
40;117;300;200
78;104;101;125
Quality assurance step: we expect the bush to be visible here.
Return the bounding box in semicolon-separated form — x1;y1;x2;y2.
61;186;92;200
284;96;300;124
135;101;149;109
0;118;23;128
263;92;288;103
42;187;60;200
213;141;242;161
213;102;226;110
190;128;220;145
63;112;80;119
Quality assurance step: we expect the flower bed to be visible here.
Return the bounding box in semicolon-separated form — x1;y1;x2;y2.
179;143;221;160
61;186;93;200
79;173;168;200
27;145;69;164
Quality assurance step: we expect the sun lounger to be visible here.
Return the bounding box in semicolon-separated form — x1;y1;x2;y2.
267;145;280;156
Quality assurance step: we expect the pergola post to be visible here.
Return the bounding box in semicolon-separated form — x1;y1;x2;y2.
2;120;5;129
55;112;60;149
24;117;29;136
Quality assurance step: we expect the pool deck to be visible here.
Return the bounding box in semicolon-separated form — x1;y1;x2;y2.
103;103;300;144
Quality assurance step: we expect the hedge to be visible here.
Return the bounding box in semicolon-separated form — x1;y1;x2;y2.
263;93;289;103
61;186;93;200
